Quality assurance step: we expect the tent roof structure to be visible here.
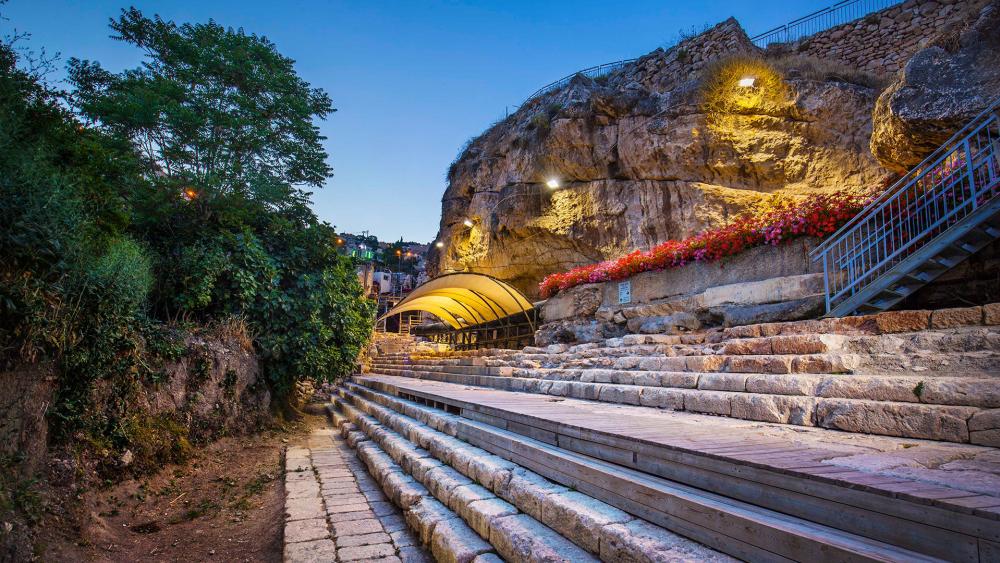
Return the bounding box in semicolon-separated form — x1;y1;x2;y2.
377;273;534;330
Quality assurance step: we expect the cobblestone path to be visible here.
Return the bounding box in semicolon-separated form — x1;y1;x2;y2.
283;425;429;562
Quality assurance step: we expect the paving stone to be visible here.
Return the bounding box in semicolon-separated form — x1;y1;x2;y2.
338;542;396;561
285;477;321;499
370;500;397;516
323;492;368;505
332;516;384;537
284;538;338;563
327;501;370;514
336;531;392;547
328;509;376;523
286;494;327;522
284;517;330;544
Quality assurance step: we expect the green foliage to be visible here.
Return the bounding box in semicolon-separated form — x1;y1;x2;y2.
68;7;334;210
1;6;374;476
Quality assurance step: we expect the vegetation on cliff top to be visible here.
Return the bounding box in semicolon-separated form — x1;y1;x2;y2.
0;9;373;458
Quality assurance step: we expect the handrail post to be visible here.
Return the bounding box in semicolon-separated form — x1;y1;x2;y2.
965;139;977;210
822;253;831;314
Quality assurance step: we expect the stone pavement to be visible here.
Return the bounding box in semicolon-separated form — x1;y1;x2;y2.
283;425;430;562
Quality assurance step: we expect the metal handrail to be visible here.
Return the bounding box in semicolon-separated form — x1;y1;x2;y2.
813;98;1000;256
522;59;636;105
750;0;902;47
507;0;901;116
811;98;1000;314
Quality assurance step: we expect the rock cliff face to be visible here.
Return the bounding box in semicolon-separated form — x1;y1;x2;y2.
430;19;887;298
871;0;1000;172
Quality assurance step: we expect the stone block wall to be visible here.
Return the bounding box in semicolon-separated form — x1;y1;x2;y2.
773;0;991;76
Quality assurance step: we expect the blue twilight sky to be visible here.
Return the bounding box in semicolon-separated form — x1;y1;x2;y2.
3;0;831;242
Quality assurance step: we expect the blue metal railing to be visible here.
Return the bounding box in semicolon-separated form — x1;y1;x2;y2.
811;99;1000;314
522;59;636;105
750;0;902;48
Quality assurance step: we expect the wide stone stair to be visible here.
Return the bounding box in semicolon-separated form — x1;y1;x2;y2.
368;305;1000;446
338;304;1000;561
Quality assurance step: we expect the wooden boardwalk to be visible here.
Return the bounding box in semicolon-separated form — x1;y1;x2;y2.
355;374;1000;562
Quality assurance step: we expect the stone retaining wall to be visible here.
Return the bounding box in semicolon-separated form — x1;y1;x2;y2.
772;0;991;76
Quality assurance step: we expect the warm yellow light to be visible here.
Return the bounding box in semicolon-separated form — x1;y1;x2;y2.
396;249;402;256
336;238;344;245
463;219;474;228
182;187;198;200
738;76;756;88
545;178;560;189
435;241;444;248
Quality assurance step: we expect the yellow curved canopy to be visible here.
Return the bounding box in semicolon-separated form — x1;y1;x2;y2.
378;273;534;329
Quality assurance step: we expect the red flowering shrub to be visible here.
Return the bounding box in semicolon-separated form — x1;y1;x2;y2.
538;188;877;298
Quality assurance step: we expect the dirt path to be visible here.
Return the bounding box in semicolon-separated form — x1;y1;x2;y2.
34;412;329;562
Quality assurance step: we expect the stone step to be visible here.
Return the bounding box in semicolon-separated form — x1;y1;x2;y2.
332;418;504;562
370;362;1000;408
335;388;734;562
332;401;605;562
343;377;995;562
366;365;997;444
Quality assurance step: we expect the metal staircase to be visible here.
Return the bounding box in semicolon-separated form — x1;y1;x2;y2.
812;98;1000;317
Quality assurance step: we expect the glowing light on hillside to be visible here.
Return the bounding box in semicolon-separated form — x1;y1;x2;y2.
435;241;444;248
463;219;474;228
738;76;757;88
182;187;198;200
546;178;560;189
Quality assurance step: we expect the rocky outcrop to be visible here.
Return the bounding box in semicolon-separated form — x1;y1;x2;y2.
871;0;1000;172
431;19;887;297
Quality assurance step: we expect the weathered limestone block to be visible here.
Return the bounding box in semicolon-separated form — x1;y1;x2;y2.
873;310;931;333
683;390;732;416
598;384;641;405
930;307;985;329
726;355;792;374
697;373;748;392
922;379;1000;408
497;468;569;521
816;399;976;442
639;387;685;410
817;375;922;403
599;519;737;563
431;522;484;562
464;498;519;540
745;374;821;396
489;514;597;563
985;303;1000;325
466;454;517;492
539;491;633;554
731;394;816;426
405;497;455;545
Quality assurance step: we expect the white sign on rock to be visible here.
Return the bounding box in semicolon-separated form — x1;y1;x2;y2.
618;281;631;305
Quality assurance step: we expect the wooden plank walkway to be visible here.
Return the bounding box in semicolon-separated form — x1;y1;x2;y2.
354;374;1000;562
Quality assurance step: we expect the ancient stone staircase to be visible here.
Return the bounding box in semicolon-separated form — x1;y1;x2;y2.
368;304;1000;445
812;99;1000;317
333;304;1000;561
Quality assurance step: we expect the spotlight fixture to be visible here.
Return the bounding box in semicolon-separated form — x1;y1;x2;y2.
738;76;756;88
435;241;444;248
546;178;560;189
463;219;474;228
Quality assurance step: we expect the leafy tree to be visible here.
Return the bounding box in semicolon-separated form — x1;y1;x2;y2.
66;9;374;395
68;8;334;212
